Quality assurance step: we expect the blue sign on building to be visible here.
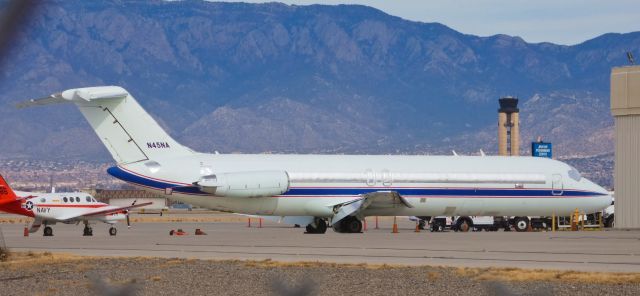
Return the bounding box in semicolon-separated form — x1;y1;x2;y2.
532;142;552;158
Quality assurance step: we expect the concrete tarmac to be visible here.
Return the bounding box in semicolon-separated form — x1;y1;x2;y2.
1;216;639;273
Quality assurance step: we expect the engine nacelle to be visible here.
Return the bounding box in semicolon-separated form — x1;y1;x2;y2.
196;170;289;198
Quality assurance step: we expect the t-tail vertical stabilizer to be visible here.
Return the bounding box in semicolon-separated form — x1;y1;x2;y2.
16;86;193;164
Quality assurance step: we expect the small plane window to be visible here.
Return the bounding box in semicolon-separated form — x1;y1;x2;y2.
40;198;45;203
63;197;68;202
76;197;80;202
92;198;97;202
69;197;74;202
86;196;91;202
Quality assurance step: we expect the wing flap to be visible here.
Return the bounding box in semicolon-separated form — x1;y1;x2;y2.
330;191;413;224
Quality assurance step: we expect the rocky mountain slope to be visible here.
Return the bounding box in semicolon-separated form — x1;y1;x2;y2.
0;0;637;161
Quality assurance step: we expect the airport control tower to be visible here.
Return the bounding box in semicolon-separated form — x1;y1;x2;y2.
498;97;520;156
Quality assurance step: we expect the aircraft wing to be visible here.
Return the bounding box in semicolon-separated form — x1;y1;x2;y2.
58;202;152;221
331;191;413;225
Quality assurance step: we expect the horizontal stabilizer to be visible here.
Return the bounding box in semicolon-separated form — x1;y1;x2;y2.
15;87;128;109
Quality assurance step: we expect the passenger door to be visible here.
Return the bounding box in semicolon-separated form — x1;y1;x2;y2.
552;174;563;195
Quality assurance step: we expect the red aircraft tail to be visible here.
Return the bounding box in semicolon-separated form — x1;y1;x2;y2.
0;175;18;205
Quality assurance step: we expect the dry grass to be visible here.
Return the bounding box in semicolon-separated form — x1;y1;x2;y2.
0;251;87;268
0;217;32;224
4;251;639;285
241;258;400;270
456;266;640;284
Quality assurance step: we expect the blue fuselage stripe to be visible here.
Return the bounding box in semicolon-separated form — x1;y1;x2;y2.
107;166;605;198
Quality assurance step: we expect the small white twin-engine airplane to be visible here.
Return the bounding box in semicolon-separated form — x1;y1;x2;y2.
16;86;612;234
0;175;150;236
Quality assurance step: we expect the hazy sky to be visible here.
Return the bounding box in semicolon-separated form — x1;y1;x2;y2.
218;0;640;45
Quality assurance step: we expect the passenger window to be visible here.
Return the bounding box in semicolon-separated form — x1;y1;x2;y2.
86;196;91;202
76;197;80;202
40;198;45;203
63;197;68;202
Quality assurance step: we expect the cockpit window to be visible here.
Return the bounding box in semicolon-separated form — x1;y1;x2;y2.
568;166;582;181
40;198;45;203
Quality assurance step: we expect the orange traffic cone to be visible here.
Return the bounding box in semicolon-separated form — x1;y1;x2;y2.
392;216;399;233
414;221;421;233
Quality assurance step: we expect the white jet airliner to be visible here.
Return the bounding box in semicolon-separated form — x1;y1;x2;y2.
16;86;612;234
0;174;150;236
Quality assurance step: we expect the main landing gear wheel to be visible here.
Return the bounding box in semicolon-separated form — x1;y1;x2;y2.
109;227;117;236
456;219;472;232
305;218;327;234
333;216;363;233
43;226;53;237
514;217;530;232
342;216;363;233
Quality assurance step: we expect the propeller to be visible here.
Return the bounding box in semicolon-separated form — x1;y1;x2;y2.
126;210;131;229
126;199;137;229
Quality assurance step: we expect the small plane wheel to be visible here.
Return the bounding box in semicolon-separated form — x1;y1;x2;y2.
109;227;117;236
418;220;426;230
514;217;530;232
83;226;93;236
43;226;53;237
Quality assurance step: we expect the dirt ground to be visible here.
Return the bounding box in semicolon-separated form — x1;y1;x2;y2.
0;252;638;296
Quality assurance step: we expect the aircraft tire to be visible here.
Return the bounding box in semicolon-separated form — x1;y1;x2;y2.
342;217;362;233
605;215;615;228
456;218;472;232
514;217;530;232
43;226;53;237
109;227;117;236
305;219;327;234
418;220;426;230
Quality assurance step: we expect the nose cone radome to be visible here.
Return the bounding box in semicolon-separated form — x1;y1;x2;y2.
582;177;612;208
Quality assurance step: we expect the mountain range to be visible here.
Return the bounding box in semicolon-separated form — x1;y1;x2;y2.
0;0;637;168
